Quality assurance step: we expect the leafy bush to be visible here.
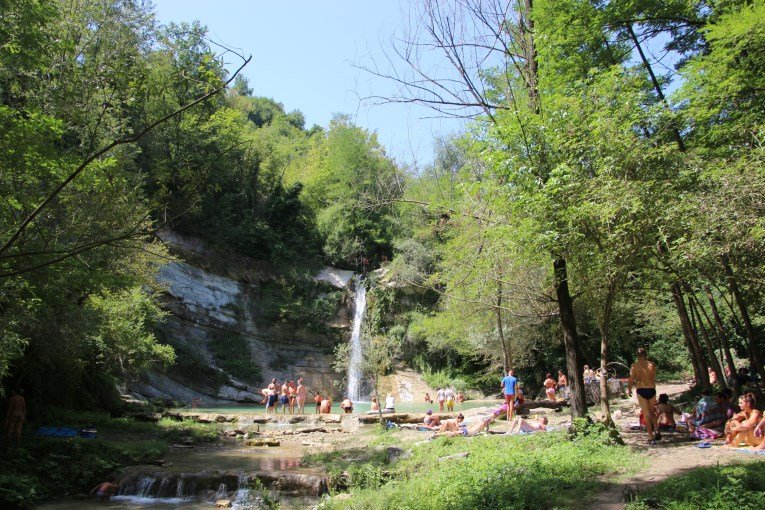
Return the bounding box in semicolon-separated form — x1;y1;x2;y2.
421;367;472;393
626;463;765;510
208;333;261;383
568;417;624;446
0;438;165;508
320;432;641;509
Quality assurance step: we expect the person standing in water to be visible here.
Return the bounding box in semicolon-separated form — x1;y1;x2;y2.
629;347;660;443
296;378;307;414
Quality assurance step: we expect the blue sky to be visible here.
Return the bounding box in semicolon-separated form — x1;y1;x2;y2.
153;1;463;166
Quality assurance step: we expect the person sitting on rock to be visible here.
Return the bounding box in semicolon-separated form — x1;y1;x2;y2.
320;396;333;414
370;397;380;412
384;393;395;413
423;409;441;429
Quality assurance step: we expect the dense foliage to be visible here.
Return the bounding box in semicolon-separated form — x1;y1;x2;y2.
319;431;640;509
626;462;765;510
0;0;403;408
367;0;765;409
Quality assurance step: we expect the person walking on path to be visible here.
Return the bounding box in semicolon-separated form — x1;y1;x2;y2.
501;370;518;421
629;347;660;443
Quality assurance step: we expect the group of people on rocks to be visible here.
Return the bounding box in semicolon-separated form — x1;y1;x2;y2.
260;378;307;415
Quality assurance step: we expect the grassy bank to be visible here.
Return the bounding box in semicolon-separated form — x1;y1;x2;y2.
316;425;644;510
0;410;222;508
626;462;765;510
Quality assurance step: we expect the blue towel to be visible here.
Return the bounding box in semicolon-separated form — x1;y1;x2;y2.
35;426;79;438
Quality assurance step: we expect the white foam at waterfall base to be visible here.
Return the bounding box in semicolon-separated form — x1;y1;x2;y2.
346;280;366;402
110;495;188;505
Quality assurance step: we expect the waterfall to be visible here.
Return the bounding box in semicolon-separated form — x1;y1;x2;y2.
347;279;367;402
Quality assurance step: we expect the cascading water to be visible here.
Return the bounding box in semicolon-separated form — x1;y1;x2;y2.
346;278;367;402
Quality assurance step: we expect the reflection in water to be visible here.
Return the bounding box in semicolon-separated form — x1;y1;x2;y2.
258;456;301;471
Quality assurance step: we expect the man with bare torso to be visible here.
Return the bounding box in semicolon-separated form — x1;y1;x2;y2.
280;381;290;414
5;389;26;446
628;347;660;443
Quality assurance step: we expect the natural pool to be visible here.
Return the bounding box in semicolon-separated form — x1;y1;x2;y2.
185;399;502;416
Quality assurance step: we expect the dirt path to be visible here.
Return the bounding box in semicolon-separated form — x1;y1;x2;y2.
590;382;765;509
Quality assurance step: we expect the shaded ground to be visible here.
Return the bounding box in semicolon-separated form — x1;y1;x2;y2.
590;382;765;509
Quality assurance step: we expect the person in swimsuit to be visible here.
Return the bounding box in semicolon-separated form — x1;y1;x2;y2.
557;370;568;399
423;409;441;429
5;389;26;445
655;393;681;431
320;396;332;414
543;373;557;401
436;387;445;412
724;393;763;447
445;388;455;412
501;370;518;421
288;381;297;414
314;392;322;414
433;414;468;436
280;381;290;414
753;412;765;450
90;480;118;501
266;387;278;414
629;347;660;442
508;416;548;434
296;378;307;414
340;397;353;414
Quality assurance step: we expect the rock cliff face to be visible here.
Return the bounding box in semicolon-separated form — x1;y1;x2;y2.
129;231;354;404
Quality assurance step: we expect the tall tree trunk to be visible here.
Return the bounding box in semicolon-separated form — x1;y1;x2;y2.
553;257;587;418
496;280;511;374
597;280;617;425
722;255;765;383
688;296;724;389
671;283;709;388
704;285;740;395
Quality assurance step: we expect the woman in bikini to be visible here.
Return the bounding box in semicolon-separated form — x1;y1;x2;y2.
655;393;681;431
724;393;763;447
288;381;297;414
543;373;557;401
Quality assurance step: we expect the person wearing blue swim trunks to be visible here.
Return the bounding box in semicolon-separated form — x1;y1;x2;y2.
629;347;660;443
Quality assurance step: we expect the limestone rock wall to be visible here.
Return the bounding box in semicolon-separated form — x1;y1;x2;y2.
129;232;353;405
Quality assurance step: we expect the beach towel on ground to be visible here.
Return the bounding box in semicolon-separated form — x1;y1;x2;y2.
35;426;79;438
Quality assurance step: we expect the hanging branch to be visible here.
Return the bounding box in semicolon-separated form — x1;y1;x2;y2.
0;55;252;257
